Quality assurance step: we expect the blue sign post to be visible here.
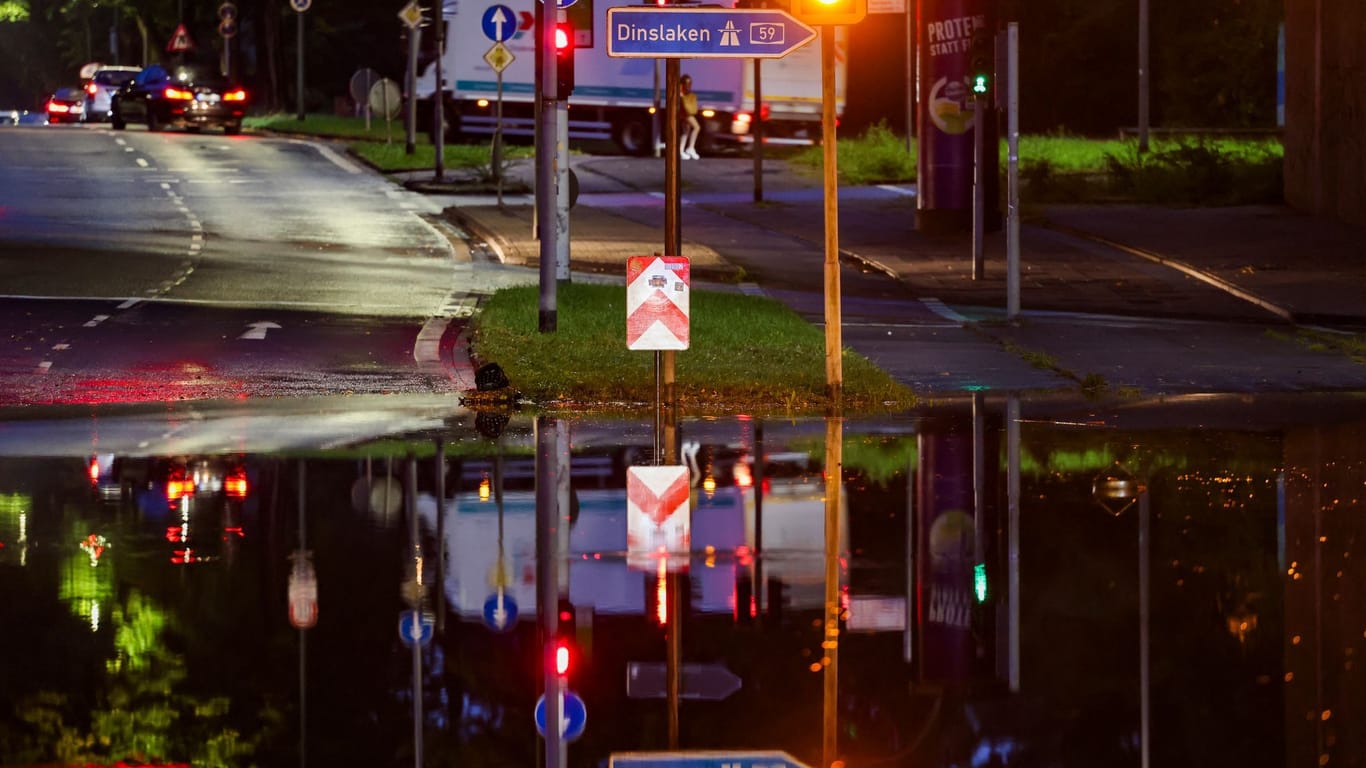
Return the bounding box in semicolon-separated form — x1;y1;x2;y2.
397;610;434;647
534;691;587;742
482;590;519;632
605;7;816;59
609;751;813;768
481;4;517;42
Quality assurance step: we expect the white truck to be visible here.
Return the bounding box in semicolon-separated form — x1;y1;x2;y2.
415;0;845;155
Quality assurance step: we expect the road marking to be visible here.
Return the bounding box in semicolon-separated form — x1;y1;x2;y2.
920;299;970;324
117;299;141;309
238;321;282;340
114;138;126;146
83;314;110;327
294;140;365;175
414;317;450;363
124;146;135;152
160;182;172;190
136;158;149;168
844;320;959;329
738;283;767;297
36;361;52;374
52;343;70;350
876;184;916;196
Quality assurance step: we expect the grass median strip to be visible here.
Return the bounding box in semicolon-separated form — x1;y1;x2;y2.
471;282;915;413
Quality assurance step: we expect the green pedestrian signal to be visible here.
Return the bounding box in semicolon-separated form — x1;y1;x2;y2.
969;28;992;99
972;73;989;95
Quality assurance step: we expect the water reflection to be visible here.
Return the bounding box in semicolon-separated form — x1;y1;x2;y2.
0;396;1361;768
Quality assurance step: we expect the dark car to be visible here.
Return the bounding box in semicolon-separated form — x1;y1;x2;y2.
45;87;86;124
111;63;247;134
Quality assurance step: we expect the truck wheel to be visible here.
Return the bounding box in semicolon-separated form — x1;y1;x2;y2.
613;116;653;157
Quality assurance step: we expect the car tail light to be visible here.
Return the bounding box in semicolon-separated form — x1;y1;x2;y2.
223;88;247;102
164;86;194;100
225;469;249;499
85;82;98;95
88;458;101;485
166;478;196;500
47;101;70;113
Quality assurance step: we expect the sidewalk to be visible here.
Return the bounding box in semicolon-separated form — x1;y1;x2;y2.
411;154;1366;395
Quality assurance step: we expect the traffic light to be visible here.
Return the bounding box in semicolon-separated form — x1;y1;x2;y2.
969;28;992;98
792;0;866;26
555;22;575;100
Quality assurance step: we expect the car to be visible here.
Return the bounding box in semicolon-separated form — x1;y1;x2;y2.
111;63;248;134
45;87;86;124
81;65;141;123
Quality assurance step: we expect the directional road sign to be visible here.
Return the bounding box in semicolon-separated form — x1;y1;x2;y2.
626;662;743;701
610;752;813;768
482;590;519;632
481;4;517;42
534;691;587;742
398;609;435;647
606;7;817;59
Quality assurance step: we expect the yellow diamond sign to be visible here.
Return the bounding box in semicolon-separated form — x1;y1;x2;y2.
398;1;423;29
484;42;515;73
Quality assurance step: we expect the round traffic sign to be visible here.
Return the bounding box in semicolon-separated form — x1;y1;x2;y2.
218;1;238;20
482;591;519;632
349;67;381;105
290;0;311;13
219;18;238;39
369;78;402;119
481;4;517;42
534;691;587;742
397;609;435;647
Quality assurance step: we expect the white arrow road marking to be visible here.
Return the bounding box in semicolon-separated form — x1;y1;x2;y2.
238;321;282;340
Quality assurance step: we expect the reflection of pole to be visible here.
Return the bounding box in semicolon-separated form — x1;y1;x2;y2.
667;570;682;748
821;415;843;768
1006;396;1020;692
903;433;916;664
754;421;765;615
435;439;447;636
406;456;423;768
972;392;985;568
1138;487;1150;768
535;417;565;768
821;28;842;404
297;460;307;768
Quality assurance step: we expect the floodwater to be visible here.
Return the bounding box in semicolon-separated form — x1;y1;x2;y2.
1;392;1362;768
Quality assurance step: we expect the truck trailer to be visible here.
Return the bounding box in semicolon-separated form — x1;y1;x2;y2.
415;0;845;155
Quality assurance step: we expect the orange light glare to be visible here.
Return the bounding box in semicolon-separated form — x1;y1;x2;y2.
164;87;194;100
223;89;247;101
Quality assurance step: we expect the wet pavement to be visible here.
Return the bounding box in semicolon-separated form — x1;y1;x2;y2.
421;154;1366;397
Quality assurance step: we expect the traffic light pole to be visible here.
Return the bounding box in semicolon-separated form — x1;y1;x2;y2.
971;92;984;281
820;28;842;406
536;0;559;332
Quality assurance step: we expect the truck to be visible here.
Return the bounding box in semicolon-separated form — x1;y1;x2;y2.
415;0;846;155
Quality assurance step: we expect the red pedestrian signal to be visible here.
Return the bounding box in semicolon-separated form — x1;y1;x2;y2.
555;22;575;100
553;639;572;677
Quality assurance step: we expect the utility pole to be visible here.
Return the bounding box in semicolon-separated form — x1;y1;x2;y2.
434;1;445;181
536;0;560;332
1137;0;1149;152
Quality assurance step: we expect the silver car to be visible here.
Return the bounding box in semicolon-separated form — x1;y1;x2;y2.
81;65;142;123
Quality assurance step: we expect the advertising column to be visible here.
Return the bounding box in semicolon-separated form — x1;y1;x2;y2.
916;0;996;233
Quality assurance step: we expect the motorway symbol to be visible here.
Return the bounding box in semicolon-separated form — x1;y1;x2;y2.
398;609;435;647
481;4;517;42
606;7;816;59
610;752;813;768
626;255;689;350
482;589;519;632
626;661;743;701
290;0;311;12
484;42;515;73
534;690;588;741
398;1;423;29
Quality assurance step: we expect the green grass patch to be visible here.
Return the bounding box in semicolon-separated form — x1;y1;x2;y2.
471;282;915;414
790;121;917;186
243;113;404;141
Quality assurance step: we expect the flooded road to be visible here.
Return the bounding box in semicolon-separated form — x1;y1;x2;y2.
1;392;1362;768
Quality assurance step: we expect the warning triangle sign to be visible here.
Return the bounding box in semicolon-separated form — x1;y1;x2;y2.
166;23;195;53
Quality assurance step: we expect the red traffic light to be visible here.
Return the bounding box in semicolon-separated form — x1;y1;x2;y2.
553;640;572;676
554;24;571;50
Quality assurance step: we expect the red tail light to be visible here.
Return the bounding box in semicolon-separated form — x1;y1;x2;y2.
225;470;249;499
47;101;70;113
164;86;194;100
88;458;101;485
223;88;247;102
85;82;98;95
166;478;195;500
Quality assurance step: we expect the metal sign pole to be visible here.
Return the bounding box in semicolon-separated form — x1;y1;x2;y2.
1006;23;1020;319
820;28;842;404
406;26;421;155
435;3;446;181
496;68;505;204
296;9;305;121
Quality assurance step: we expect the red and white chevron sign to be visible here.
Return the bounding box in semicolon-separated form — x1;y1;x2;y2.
626;256;690;351
626;465;691;572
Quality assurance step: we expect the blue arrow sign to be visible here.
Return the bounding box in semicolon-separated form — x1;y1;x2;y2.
609;751;813;768
398;610;434;648
481;4;517;42
606;7;817;59
534;690;587;742
482;590;519;632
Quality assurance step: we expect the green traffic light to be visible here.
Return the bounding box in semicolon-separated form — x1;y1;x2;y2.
973;562;988;602
972;74;989;95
